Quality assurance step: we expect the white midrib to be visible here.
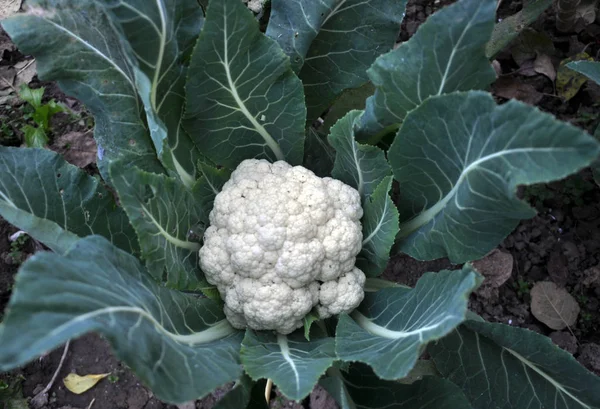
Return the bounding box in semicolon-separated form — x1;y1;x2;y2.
362;185;389;246
351;141;365;196
43;306;235;347
504;347;592;409
322;0;348;26
151;0;167;112
221;9;285;161
140;202;200;251
398;147;569;237
353;311;458;340
277;334;301;397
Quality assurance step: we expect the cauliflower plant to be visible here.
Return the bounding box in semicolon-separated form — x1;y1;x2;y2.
199;159;366;334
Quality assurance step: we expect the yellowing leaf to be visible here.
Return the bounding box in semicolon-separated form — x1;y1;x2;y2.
63;373;109;394
557;53;594;101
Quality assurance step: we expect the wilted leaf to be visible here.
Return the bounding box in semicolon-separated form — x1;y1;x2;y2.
52;131;97;168
470;249;513;299
63;373;109;394
533;54;557;81
510;29;555;66
13;59;36;88
493;77;543;105
557;53;594;100
530;281;580;330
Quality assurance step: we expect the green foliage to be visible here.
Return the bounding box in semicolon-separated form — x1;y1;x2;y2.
7;234;28;265
17;84;64;147
1;0;599;407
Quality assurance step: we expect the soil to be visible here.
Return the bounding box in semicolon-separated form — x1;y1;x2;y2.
1;0;600;408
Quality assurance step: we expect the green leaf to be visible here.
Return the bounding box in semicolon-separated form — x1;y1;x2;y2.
321;83;376;134
293;0;407;122
320;364;472;409
193;163;232;222
303;309;320;341
486;0;553;59
356;0;497;142
0;147;138;255
213;375;255;409
2;0;164;179
109;164;207;291
429;320;600;409
241;331;336;401
336;267;480;380
99;0;204;187
567;60;600;85
184;0;306;169
328;110;390;200
22;125;48;148
17;84;44;109
390;91;600;263
0;236;243;404
303;127;335;178
356;176;399;277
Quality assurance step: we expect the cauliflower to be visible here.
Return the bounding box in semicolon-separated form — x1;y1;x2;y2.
199;159;366;334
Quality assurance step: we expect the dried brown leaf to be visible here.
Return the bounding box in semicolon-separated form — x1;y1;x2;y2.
471;249;513;299
530;281;580;330
533;54;557;82
52;131;97;168
493;77;543;105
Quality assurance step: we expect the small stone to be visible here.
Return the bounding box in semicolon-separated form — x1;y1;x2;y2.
578;343;600;374
550;331;578;354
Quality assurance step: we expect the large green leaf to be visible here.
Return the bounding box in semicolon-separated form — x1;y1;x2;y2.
109;164;207;291
292;0;407;123
99;0;204;187
430;321;600;409
303;127;336;178
390;91;600;263
336;267;480;380
193;163;232;222
567;60;600;85
184;0;306;169
356;176;399;277
328;110;391;200
356;0;496;142
320;364;472;409
241;331;336;401
1;0;163;179
0;147;137;255
0;236;243;404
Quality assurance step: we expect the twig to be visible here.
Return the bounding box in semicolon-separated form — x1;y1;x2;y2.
86;398;96;409
16;59;35;76
30;341;70;408
265;378;273;404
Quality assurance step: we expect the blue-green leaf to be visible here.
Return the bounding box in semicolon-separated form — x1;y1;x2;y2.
1;0;164;179
328;110;390;200
390;91;600;263
567;60;600;85
241;331;336;401
184;0;306;168
356;0;497;142
193;163;232;222
287;0;407;122
109;164;207;291
356;176;399;277
320;364;472;409
0;147;137;255
430;321;600;409
99;0;204;187
336;267;480;380
0;236;243;404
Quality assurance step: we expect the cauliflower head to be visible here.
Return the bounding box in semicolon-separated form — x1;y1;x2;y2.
199;159;366;334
